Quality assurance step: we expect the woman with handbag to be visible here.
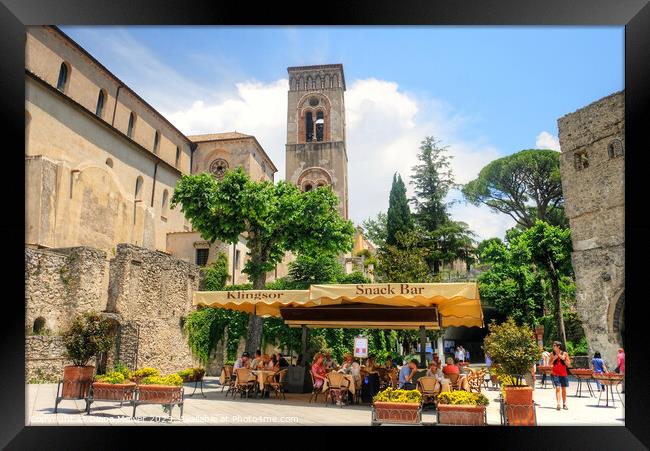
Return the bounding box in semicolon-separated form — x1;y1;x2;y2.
550;341;571;411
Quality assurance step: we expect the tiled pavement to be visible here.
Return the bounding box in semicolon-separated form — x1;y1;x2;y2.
26;376;624;426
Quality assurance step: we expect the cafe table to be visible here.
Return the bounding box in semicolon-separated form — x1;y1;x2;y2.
250;370;278;396
322;372;357;397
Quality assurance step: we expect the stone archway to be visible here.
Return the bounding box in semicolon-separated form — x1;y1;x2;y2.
612;291;624;348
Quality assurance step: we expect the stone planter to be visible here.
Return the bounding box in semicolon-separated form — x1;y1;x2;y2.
62;365;95;398
437;404;487;426
137;385;183;404
371;402;422;425
91;382;136;401
569;368;594;377
503;386;535;426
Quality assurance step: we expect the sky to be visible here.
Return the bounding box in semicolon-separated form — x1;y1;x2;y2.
61;26;624;241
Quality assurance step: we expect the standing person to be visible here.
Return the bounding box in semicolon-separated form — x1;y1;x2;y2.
590;352;608;391
465;348;471;363
550;341;571;410
485;353;492;370
540;347;551;387
617;348;625;393
398;359;419;389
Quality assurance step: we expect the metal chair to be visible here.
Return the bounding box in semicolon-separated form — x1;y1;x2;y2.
220;365;234;394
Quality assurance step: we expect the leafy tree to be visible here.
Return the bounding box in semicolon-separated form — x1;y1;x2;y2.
288;253;345;287
462;149;566;229
386;173;413;247
519;221;573;349
172;168;354;353
376;229;433;283
62;311;113;367
410;136;456;234
427;221;478;272
201;252;230;290
477;237;504;262
361;212;388;249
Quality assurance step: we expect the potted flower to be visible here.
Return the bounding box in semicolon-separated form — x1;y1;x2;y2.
60;311;113;399
130;367;160;384
137;373;184;403
437;391;489;426
178;367;206;383
483;318;540;425
91;370;136;402
371;388;422;425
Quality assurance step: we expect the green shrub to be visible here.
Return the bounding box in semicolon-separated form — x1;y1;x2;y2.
131;367;160;379
94;371;126;384
437;391;489;406
61;311;113;366
482;317;540;386
373;387;422;404
112;361;131;380
140;374;183;386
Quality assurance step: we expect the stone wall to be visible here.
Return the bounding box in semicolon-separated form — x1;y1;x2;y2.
25;243;204;381
557;91;625;368
107;243;202;374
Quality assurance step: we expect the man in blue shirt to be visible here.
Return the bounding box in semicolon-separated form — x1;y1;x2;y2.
398;359;419;389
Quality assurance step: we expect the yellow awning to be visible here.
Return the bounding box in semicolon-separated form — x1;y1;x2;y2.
193;282;483;328
308;283;483;328
193;290;311;317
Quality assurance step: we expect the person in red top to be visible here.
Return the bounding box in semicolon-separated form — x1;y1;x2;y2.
442;357;460;375
617;348;625;393
311;353;327;390
550;341;571;410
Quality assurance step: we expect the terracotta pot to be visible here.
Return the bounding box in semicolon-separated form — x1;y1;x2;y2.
137;385;183;403
62;365;95;398
503;386;535;425
91;382;136;401
569;368;593;377
537;365;553;374
437;404;486;426
372;402;421;424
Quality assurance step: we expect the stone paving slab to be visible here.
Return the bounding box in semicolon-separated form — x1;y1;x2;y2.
26;377;624;426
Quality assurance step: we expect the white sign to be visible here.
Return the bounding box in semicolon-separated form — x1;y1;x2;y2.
353;336;368;358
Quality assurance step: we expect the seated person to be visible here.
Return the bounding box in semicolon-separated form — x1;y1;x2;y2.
426;361;443;379
365;355;378;371
276;352;289;368
249;350;262;371
432;353;441;367
398;359;419;389
442;357;460;376
323;351;338;371
233;351;251;370
339;353;361;383
311;353;327;390
383;358;394;370
260;354;273;370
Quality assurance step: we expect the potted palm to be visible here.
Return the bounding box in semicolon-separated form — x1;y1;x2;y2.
482;318;540;425
371;388;422;425
437;391;489;426
60;311;113;399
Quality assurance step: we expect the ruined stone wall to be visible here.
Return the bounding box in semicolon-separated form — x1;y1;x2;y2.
557;91;624;368
107;243;202;374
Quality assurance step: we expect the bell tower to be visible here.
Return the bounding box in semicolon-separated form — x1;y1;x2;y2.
285;64;349;219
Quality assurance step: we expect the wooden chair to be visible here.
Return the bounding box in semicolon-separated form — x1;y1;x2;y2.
325;371;351;407
467;369;486;393
309;371;327;403
388;369;399;389
445;372;462;391
221;365;235;395
234;368;257;399
376;368;391;391
263;369;288;400
417;376;442;408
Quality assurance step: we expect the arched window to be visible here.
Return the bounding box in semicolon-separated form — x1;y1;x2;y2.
305;112;314;142
320;77;325;89
33;317;46;334
127;112;136;138
153;130;160;154
608;138;624;159
95;90;105;117
161;189;169;218
304;183;313;192
333;75;338;88
175;146;181;168
134;176;144;224
56;62;69;92
315;111;324;142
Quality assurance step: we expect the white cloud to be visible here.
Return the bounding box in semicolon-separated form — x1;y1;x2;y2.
535;131;561;151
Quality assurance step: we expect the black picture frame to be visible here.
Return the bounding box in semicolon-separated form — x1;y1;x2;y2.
2;0;648;448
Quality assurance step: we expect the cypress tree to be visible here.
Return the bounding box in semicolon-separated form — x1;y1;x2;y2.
386;173;413;246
